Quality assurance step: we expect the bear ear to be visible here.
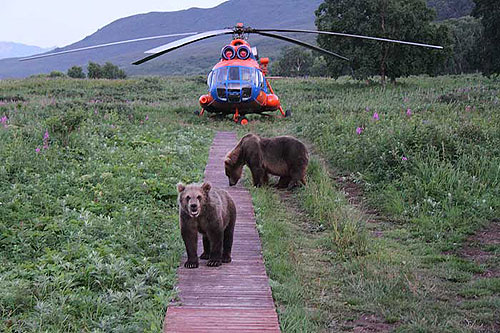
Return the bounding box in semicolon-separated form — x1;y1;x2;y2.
201;182;211;193
177;183;186;193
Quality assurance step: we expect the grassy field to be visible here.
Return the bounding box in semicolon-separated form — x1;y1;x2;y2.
1;74;499;331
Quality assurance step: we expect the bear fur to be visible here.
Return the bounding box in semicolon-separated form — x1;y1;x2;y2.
224;133;309;189
177;182;236;268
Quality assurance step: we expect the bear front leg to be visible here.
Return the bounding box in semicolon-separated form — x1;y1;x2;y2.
200;235;210;260
181;228;199;269
250;166;266;187
222;221;235;263
277;176;291;188
207;229;223;267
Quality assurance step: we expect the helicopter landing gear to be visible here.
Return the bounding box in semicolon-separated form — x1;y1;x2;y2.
232;108;248;125
194;109;205;116
238;117;249;125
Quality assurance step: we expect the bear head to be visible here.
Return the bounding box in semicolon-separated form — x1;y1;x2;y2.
224;152;243;186
177;182;211;218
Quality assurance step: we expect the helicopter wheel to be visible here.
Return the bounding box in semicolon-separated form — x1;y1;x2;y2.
285;109;292;118
238;117;249;126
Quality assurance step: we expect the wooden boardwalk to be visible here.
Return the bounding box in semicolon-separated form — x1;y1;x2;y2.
163;131;281;332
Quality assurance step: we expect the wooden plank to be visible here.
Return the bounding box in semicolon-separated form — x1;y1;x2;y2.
163;131;280;332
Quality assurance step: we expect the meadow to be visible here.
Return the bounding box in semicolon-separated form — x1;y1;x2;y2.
1;74;499;332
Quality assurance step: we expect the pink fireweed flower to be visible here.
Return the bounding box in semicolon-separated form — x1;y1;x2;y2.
402;156;408;161
465;105;471;112
1;115;7;128
356;127;363;135
145;115;149;121
35;147;41;153
373;112;379;121
43;130;49;149
406;108;412;117
365;106;370;112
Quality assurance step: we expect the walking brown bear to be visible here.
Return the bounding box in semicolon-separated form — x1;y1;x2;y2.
224;133;309;189
177;182;236;268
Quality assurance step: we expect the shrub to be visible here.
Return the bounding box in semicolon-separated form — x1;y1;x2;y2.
67;66;86;79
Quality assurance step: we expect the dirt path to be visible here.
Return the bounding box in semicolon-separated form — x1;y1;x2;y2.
163;131;280;332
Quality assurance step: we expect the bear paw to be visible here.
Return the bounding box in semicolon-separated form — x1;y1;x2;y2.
184;261;199;269
207;259;222;267
200;252;210;260
222;255;232;263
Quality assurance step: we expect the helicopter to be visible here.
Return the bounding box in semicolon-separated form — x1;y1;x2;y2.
22;23;443;124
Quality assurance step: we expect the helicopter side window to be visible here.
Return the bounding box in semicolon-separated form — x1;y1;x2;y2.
257;70;265;89
228;67;240;81
207;71;213;86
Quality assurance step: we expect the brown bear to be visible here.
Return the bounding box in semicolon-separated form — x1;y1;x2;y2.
224;133;308;189
177;182;236;268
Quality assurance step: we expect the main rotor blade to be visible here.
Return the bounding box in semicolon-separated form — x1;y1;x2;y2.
255;28;443;49
254;31;349;60
20;32;199;61
133;29;234;65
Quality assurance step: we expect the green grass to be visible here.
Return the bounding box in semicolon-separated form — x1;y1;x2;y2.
1;74;499;331
0;77;212;331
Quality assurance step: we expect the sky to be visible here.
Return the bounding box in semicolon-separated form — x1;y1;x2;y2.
0;0;228;48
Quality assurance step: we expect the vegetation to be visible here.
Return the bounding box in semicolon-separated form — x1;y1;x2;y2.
1;74;498;331
441;16;482;74
472;0;500;76
67;66;86;79
87;62;126;79
247;74;499;331
316;0;451;83
272;47;327;77
0;77;211;331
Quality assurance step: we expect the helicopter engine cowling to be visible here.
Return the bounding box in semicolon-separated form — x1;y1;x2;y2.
221;45;236;60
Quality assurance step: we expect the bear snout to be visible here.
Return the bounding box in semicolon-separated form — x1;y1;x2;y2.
188;203;200;217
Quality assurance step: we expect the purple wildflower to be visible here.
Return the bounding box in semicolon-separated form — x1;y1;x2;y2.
145;115;149;121
43;130;49;149
373;112;379;121
35;147;41;153
1;115;7;128
356;127;363;135
365;106;370;112
465;105;471;112
402;156;408;161
406;108;412;117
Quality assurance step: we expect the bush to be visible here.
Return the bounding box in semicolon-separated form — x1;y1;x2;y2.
87;62;126;79
87;62;102;79
48;71;65;78
67;66;86;79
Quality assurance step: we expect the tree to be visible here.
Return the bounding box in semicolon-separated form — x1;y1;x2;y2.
87;62;103;79
67;66;86;78
273;47;314;77
87;62;126;79
441;16;482;74
101;62;127;79
315;0;451;83
472;0;500;76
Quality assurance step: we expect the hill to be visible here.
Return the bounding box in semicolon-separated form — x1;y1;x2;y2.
0;0;322;78
0;42;54;60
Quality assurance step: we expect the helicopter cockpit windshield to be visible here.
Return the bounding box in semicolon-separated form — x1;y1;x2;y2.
208;66;265;103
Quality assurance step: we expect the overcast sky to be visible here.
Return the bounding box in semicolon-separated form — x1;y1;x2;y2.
1;0;227;48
